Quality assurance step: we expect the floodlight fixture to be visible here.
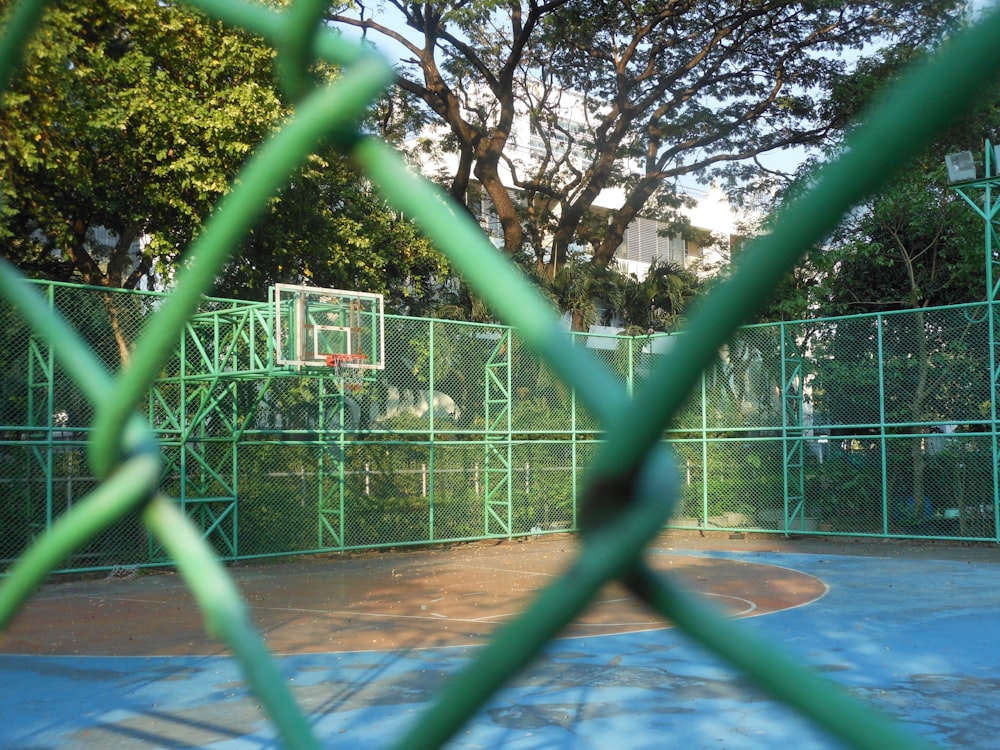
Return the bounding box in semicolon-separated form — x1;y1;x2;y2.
945;150;977;183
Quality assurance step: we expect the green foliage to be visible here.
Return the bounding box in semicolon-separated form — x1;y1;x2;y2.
329;0;963;273
608;259;699;333
548;256;610;331
0;0;282;287
0;298;31;426
0;0;451;312
678;439;785;522
547;255;701;332
218;152;451;306
764;37;1000;321
811;306;990;427
817;156;985;315
235;442;321;554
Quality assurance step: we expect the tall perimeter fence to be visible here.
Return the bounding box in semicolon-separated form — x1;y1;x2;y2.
2;281;996;572
5;1;1000;749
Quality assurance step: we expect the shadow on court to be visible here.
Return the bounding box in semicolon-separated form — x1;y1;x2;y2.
2;531;1000;748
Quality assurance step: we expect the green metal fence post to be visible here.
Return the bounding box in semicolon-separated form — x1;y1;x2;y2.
428;319;436;542
781;322;806;531
318;374;347;549
627;336;635;398
878;311;890;535
26;326;54;533
572;377;579;531
484;328;513;536
700;359;709;529
35;284;57;534
948;140;1000;541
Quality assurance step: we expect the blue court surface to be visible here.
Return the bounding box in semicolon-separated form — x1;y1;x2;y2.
2;543;999;749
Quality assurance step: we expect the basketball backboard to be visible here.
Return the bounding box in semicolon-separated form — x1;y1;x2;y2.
272;284;384;369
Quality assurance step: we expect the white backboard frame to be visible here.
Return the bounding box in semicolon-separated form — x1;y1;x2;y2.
272;283;385;370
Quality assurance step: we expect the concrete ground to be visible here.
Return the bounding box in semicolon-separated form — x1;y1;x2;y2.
2;531;999;749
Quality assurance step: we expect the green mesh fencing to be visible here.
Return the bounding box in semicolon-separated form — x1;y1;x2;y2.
3;286;995;569
4;1;1000;749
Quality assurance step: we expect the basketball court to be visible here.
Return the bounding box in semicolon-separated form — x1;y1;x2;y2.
0;535;825;657
2;533;1000;749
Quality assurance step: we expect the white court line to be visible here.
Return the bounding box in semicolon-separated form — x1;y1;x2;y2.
39;594;177;606
451;563;558;578
246;604;503;626
469;591;759;625
699;592;758;617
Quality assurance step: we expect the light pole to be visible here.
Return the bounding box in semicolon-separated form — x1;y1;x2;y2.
946;140;1000;539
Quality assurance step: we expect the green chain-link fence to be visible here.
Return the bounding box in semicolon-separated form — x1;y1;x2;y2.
5;1;1000;749
3;284;996;573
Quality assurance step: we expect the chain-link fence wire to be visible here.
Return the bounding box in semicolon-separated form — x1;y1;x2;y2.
4;1;1000;748
4;289;1000;566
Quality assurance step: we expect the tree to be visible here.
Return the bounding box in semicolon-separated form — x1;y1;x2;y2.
0;0;283;290
799;66;996;521
810;47;989;316
214;149;450;310
754;38;991;321
327;0;963;277
607;259;699;335
547;254;614;331
821;155;987;517
541;253;700;332
0;0;454;353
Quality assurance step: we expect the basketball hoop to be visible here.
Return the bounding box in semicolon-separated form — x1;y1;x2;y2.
325;352;368;392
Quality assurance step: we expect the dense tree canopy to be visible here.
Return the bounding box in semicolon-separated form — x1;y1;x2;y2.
0;0;282;287
547;255;699;333
765;44;1000;514
0;0;448;308
328;0;964;277
817;156;984;316
761;44;997;321
215;149;449;309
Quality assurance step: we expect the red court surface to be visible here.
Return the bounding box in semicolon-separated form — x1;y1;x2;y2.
1;533;827;656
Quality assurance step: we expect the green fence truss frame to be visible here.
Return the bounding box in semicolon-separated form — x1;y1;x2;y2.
6;282;1000;558
949;139;1000;537
781;325;807;532
148;299;272;557
484;328;513;536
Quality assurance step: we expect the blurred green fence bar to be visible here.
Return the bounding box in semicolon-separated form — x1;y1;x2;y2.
4;1;1000;749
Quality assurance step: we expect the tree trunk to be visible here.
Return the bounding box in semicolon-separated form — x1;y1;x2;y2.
62;222;134;365
590;179;660;269
475;159;523;254
101;292;133;367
